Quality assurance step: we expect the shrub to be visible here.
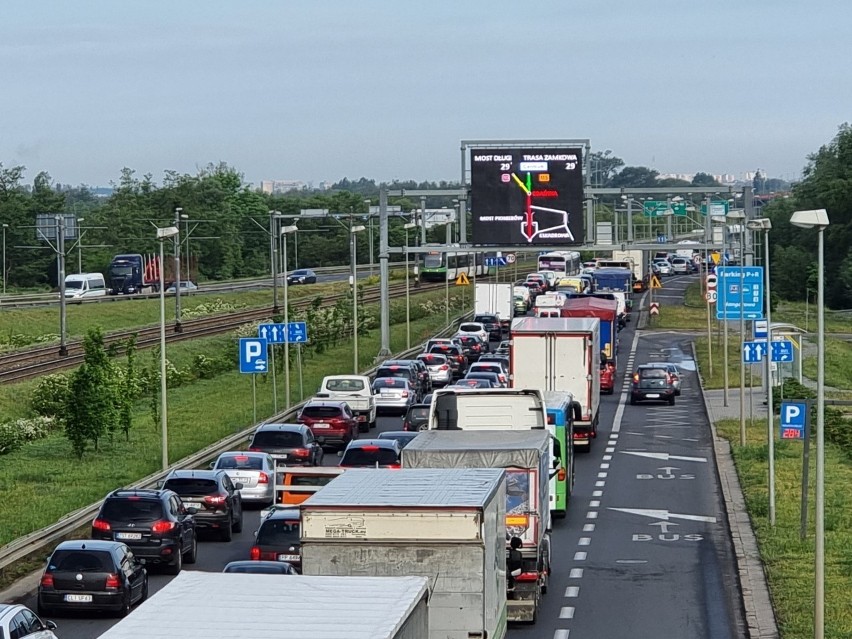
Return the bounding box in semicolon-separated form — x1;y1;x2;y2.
0;416;58;455
31;374;71;417
191;354;230;379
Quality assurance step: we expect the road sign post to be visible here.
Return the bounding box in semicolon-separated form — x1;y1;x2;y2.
771;340;794;363
240;337;268;425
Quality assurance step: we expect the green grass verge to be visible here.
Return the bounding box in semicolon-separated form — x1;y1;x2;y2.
0;303;459;551
694;336;758;390
773;301;852;334
715;418;852;638
646;282;709;330
803;338;852;391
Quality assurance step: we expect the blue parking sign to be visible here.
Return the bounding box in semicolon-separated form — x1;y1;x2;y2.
239;338;268;374
779;401;807;440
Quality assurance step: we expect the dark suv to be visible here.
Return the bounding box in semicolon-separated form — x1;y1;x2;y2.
251;508;302;572
250;422;325;464
162;470;243;542
339;439;402;468
474;313;502;340
630;365;677;405
92;489;197;575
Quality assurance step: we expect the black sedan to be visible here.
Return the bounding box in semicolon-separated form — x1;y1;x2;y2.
286;269;317;285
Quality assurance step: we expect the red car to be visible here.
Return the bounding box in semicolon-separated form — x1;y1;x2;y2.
297;400;358;451
600;361;616;394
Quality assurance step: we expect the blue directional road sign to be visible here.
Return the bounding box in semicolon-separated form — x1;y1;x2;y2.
239;338;268;374
771;340;794;363
287;321;308;343
742;341;767;363
716;267;765;321
779;401;808;440
258;323;287;344
656;234;667;244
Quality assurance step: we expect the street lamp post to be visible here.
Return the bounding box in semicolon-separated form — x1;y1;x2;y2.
351;224;366;373
75;218;85;274
728;209;747;445
269;211;281;314
173;208;183;333
2;223;7;295
403;222;417;349
280;225;298;409
790;208;830;639
156;225;180;471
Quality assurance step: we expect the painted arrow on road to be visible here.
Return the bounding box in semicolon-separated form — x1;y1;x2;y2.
620;451;707;463
608;508;717;523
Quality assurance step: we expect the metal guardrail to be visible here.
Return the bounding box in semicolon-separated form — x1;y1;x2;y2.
0;310;468;575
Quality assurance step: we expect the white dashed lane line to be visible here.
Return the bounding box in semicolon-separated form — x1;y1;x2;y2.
583;523;595;532
554;629;571;639
560;606;576;619
578;537;591;546
569;568;584;578
565;586;580;597
574;551;587;561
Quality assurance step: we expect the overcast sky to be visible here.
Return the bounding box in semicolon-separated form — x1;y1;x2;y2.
1;0;848;187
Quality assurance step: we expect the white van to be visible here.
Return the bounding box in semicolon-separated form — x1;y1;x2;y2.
64;273;107;299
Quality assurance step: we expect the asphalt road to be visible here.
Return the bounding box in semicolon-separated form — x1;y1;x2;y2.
24;273;746;638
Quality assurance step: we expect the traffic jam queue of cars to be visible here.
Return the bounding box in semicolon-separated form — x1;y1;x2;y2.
21;258;685;639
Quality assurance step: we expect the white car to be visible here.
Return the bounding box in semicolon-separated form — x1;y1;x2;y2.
416;353;453;386
210;451;275;504
670;257;689;274
455;322;489;345
0;604;58;639
654;260;673;276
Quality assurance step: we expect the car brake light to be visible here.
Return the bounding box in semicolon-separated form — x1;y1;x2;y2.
457;356;464;362
40;573;54;589
402;391;409;398
151;520;176;533
440;365;449;371
250;546;261;561
235;455;249;461
361;445;380;452
499;375;506;383
292;448;310;458
93;518;111;532
258;472;269;484
204;494;228;506
105;573;121;590
558;468;566;481
667;374;675;384
388;463;402;469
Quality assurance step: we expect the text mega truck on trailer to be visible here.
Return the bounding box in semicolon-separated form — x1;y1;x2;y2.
475;282;514;331
427;387;574;520
300;468;507;639
511;317;601;451
403;430;553;624
96;572;430;639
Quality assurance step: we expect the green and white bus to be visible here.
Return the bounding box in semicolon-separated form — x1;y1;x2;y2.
543;390;578;518
420;245;496;282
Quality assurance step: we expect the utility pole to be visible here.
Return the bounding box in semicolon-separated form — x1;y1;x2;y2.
173;207;183;333
270;211;279;314
57;215;68;356
377;188;392;359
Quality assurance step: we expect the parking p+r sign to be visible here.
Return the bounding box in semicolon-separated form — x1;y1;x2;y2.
779;401;807;440
239;338;268;374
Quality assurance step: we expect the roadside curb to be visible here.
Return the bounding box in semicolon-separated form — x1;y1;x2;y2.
695;343;780;639
0;571;40;605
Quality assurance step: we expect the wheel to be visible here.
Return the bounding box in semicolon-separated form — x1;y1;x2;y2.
369;419;377;429
630;397;637;405
116;590;131;618
233;507;243;533
668;396;676;406
183;533;197;564
221;518;233;542
358;420;370;433
138;577;149;604
36;602;54;618
167;546;183;575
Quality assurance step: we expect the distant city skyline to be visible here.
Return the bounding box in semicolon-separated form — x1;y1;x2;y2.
2;1;847;189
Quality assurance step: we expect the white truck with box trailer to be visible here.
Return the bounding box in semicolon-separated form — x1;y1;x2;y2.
475;282;514;331
96;571;430;639
510;317;601;451
300;468;507;639
427;387;547;431
402;429;553;624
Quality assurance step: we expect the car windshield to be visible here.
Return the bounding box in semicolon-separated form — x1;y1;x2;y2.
251;431;304;448
101;498;163;521
324;379;366;392
301;405;342;418
341;448;399;466
49;550;114;573
474;316;496;323
467;373;497;381
640;369;667;379
472;365;501;374
292;270;309;276
429;345;460;356
216;454;263;470
163;478;219;496
256;519;300;545
455;379;491;388
65;280;84;289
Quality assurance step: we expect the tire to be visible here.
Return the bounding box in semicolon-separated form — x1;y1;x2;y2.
221;519;233;542
139;578;149;604
233;507;243;533
183;533;197;564
358;421;370;433
116;590;131;618
37;602;54;618
167;546;183;575
668;396;676;406
369;419;377;430
630;397;637;405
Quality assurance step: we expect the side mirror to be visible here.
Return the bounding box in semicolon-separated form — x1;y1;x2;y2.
45;621;58;630
208;462;215;469
337;451;344;458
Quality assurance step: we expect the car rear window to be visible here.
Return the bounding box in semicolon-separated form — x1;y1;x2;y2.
256;519;300;545
460;323;482;332
429;345;460;356
217;455;263;470
456;379;491;387
472;364;501;373
406;406;429;420
341;448;400;467
251;431;304;448
49;550;114;572
301;405;343;418
373;378;408;389
163;478;219;496
101;498;163;521
288;475;335;487
375;368;410;379
324;379;366;392
640;368;667;378
418;354;447;365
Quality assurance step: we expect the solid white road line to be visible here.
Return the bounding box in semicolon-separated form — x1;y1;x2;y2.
611;328;641;434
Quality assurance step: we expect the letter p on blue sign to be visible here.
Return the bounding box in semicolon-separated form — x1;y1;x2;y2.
779;401;807;440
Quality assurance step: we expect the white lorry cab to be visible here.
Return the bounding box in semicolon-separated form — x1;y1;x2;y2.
64;273;107;299
428;387;546;431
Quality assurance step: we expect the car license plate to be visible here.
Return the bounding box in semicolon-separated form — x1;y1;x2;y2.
187;502;206;510
646;393;660;399
115;532;142;540
313;423;330;429
65;594;93;603
278;554;300;561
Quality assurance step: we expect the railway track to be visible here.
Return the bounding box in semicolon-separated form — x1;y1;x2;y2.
0;280;451;384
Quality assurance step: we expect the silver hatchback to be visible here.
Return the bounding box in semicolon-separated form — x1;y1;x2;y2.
372;378;416;415
210;451;275;505
416;353;453;386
